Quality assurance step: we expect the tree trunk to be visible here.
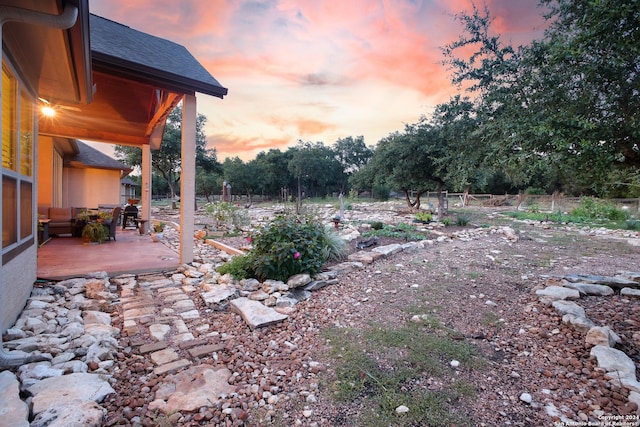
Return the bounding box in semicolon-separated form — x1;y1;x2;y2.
403;189;422;212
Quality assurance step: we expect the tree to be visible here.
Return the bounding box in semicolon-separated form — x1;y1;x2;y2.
332;136;373;175
222;156;266;203
366;126;442;212
442;0;640;196
287;141;345;210
253;149;296;199
115;105;214;207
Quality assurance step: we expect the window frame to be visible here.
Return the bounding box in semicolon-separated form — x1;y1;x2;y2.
2;57;36;259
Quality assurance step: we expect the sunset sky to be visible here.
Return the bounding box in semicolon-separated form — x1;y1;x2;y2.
88;0;547;161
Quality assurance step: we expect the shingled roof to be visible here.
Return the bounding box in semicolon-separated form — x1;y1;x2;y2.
89;14;228;98
66;140;132;172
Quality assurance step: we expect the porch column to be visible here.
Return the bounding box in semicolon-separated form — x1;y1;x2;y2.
180;94;196;264
141;144;151;232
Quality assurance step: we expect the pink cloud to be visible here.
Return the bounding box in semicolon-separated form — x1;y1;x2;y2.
89;0;549;161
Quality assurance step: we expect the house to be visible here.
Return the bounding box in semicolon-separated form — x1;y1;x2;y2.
121;177;139;205
38;139;132;209
0;0;227;348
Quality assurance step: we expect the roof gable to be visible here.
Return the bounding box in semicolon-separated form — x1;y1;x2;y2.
67;140;131;171
89;14;227;98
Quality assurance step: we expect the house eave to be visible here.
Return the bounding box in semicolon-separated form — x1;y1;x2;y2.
92;52;228;99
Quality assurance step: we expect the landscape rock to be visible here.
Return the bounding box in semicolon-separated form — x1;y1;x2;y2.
552;300;586;317
287;274;312;289
564;274;638;289
0;371;29;427
150;364;234;413
26;372;115;415
201;284;237;307
590;346;637;381
372;243;403;256
562;281;614;296
536;286;580;301
621;288;640;298
230;297;288;329
585;326;620;347
30;401;106;427
562;313;595;333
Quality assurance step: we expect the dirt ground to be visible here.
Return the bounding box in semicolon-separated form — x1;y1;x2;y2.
139;204;640;426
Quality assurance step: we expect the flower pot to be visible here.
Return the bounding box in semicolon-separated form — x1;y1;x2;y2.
150;232;163;242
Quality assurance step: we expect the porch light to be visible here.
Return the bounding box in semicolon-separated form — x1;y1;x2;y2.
41;105;56;117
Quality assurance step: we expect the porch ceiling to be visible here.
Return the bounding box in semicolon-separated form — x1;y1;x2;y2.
38;71;182;147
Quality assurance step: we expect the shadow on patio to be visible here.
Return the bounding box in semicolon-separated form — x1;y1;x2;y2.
37;229;180;280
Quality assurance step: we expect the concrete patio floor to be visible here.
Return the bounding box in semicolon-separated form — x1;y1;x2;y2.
37;229;180;280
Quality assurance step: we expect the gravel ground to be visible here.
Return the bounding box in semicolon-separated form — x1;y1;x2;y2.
104;207;640;426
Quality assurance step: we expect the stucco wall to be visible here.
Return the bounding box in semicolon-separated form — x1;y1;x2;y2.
64;168;122;208
0;246;37;332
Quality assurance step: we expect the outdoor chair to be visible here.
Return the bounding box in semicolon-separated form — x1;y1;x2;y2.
104;206;122;241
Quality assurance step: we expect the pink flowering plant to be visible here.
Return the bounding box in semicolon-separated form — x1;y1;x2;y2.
219;212;347;281
249;212;326;281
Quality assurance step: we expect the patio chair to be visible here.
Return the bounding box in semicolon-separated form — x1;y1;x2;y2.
104;206;122;241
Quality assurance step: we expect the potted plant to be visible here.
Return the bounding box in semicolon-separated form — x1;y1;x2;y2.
81;222;109;244
97;210;113;223
150;221;166;242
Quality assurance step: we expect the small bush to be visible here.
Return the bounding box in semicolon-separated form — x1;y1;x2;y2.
371;221;384;230
625;218;640;231
456;213;471;226
441;218;452;226
528;203;541;213
321;227;349;261
414;211;432;222
571;197;629;221
217;253;255;279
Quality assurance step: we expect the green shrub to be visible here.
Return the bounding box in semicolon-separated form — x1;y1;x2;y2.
321;227;349;261
363;222;428;241
528;203;541;213
456;213;471;226
625;218;640;231
414;211;432;222
371;221;384;230
571;197;629;221
217;253;255;279
441;218;452;226
250;212;338;281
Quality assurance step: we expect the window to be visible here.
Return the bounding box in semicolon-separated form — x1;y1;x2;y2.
2;61;35;252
